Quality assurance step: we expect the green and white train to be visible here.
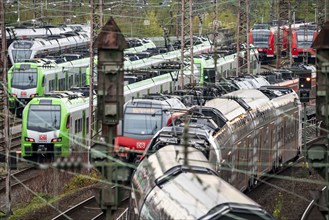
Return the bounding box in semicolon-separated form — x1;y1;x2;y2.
21;90;96;161
124;49;261;101
8;57;90;116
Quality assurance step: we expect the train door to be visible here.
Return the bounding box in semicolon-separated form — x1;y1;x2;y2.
269;122;275;171
69;115;74;147
55;73;58;90
282;116;288;163
65;71;68;90
264;126;271;172
257;127;263;178
82;110;86;147
237;136;253;191
79;67;82;87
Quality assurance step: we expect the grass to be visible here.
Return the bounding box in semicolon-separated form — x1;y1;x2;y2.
7;169;101;220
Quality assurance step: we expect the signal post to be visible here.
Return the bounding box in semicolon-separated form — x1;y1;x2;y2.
308;21;329;219
91;18;127;220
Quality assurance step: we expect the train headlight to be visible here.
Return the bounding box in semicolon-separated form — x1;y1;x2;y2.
51;137;62;142
12;94;17;97
25;137;35;142
30;94;37;98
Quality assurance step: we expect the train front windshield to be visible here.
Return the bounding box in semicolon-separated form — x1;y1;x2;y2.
11;69;37;90
12;50;32;63
124;108;162;136
27;105;61;132
297;31;314;48
12;41;33;63
252;30;270;48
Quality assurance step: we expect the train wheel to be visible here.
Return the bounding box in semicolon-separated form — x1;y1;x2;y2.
247;175;257;191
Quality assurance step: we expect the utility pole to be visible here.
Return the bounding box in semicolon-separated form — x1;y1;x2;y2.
88;0;104;169
275;0;289;69
212;0;220;82
288;2;293;67
179;0;193;89
33;0;42;22
311;21;329;219
0;0;12;216
303;2;309;65
236;0;250;76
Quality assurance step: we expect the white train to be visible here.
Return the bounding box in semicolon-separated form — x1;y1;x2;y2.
124;37;211;70
1;24;89;42
8;32;90;65
123;47;261;102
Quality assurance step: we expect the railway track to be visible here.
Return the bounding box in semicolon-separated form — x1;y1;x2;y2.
0;166;37;193
50;186;130;220
246;135;326;219
0;165;40;213
51;196;103;220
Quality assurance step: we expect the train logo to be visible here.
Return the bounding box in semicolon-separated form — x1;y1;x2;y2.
39;134;47;141
136;142;146;149
21;91;27;97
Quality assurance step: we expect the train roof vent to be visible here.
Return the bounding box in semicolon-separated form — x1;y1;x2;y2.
258;86;293;99
43;91;81;99
39;99;52;105
142;93;173;101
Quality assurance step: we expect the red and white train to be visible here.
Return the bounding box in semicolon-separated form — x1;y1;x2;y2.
250;22;318;63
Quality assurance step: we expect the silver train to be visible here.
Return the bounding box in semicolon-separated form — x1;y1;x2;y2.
8;31;90;65
131;140;275;219
130;86;301;219
1;24;89;41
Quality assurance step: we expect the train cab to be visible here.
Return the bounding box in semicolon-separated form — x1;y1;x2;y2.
115;95;186;162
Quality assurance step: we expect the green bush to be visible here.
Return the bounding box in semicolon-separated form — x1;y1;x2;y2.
64;170;100;192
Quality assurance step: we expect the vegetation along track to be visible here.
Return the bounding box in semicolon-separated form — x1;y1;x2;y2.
246;135;326;219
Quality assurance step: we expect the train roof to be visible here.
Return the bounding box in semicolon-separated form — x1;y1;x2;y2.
125;96;186;110
135;145;272;219
205;98;245;121
26;90;93;111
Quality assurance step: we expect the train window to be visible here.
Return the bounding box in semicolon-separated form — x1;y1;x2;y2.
78;119;80;132
11;69;37;90
86;117;89;134
75;120;78;134
42;76;45;87
49;80;52;92
69;75;73;88
59;78;65;91
27;105;61;132
75;74;79;85
81;72;86;85
66;115;70;129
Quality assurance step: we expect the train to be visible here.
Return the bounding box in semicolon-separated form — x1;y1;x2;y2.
123;48;261;101
21;89;96;161
138;86;301;192
131;143;275;219
8;31;90;65
124;36;211;70
7;36;208;117
249;24;275;61
291;25;318;63
125;38;156;53
249;22;318;63
8;56;91;116
115;95;187;161
1;24;90;47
